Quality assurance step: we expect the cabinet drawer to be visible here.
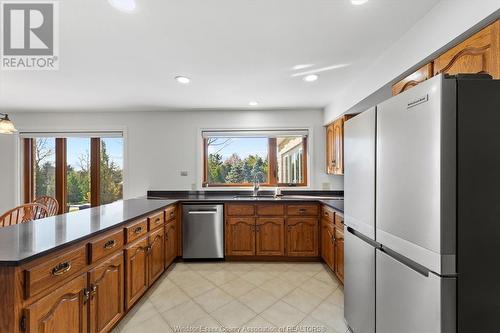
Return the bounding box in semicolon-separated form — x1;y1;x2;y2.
125;219;148;243
227;204;255;216
148;211;165;231
287;204;319;216
89;229;124;264
24;246;87;299
256;204;284;216
322;205;335;222
335;213;344;228
165;205;177;222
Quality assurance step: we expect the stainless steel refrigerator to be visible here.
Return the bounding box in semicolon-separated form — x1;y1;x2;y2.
344;106;377;333
344;73;500;333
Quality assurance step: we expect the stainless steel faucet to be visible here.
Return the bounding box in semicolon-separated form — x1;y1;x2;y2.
252;177;260;197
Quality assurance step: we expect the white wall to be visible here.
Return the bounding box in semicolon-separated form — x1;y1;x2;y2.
324;0;500;123
0;109;342;213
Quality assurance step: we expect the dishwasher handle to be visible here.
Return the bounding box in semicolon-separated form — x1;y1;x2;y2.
187;210;218;215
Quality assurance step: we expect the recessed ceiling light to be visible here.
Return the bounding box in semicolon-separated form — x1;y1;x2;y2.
303;74;319;82
175;76;191;84
351;0;368;5
293;64;314;70
108;0;136;12
249;101;259;106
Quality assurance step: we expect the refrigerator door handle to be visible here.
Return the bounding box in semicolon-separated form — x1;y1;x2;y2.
347;226;381;249
379;245;431;278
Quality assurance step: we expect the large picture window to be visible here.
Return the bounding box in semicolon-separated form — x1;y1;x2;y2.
202;130;308;187
22;132;124;213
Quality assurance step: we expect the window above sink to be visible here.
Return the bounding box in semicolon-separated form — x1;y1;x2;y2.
202;129;308;188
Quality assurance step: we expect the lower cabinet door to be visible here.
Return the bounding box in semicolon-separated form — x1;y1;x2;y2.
321;219;335;270
148;228;165;285
256;218;285;256
165;220;177;268
287;217;318;256
226;217;256;256
89;252;124;333
124;236;148;309
24;274;88;333
334;227;344;283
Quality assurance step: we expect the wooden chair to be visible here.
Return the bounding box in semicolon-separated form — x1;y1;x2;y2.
34;196;59;217
0;203;49;227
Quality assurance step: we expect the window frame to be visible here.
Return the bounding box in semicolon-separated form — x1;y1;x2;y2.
202;135;308;187
22;136;123;213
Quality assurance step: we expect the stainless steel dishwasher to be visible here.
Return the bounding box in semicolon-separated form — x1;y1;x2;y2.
182;204;224;259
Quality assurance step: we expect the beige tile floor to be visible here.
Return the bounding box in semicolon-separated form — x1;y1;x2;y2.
114;262;348;333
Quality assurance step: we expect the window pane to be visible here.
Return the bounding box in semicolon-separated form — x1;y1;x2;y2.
66;138;91;212
206;137;268;184
100;138;124;205
277;136;305;184
33;138;56;198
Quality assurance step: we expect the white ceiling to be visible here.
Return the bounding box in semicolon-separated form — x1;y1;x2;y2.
0;0;442;112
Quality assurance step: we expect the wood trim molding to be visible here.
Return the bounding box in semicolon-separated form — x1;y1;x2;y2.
268;138;278;185
23;138;33;203
55;138;67;214
90;138;101;207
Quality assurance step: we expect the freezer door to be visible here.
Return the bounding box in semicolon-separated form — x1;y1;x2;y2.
344;227;375;333
376;74;456;274
376;249;456;333
344;107;376;240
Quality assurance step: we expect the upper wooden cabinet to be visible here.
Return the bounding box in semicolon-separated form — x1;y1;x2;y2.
392;20;499;96
392;63;434;95
326;116;351;175
434;20;499;79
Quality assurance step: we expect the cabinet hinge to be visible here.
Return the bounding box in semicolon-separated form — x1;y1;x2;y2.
20;315;26;331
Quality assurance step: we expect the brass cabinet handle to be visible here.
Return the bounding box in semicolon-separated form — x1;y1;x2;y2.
155;217;162;224
299;208;307;213
90;284;97;299
170;212;175;218
83;288;90;303
146;245;152;254
104;239;116;250
134;226;143;234
52;261;72;276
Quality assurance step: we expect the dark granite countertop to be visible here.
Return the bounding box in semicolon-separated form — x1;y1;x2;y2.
0;198;176;266
319;199;344;213
0;191;344;266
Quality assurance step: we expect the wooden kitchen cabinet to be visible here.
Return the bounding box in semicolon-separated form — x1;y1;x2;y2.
326;116;353;175
287;217;318;257
434;20;499;79
226;217;256;256
321;219;335;270
148;227;165;285
124;236;149;309
23;273;88;333
256;217;285;256
88;252;124;333
334;227;344;284
392;63;434;95
165;220;177;268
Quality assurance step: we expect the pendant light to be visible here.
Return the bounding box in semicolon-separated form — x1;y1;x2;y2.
0;113;17;134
